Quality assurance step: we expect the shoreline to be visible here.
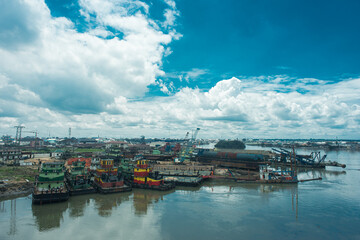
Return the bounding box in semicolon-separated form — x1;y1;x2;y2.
0;181;34;200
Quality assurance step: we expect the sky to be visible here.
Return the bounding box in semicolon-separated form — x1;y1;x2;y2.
0;0;359;139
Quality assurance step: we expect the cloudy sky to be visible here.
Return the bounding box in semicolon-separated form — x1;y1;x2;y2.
0;0;359;139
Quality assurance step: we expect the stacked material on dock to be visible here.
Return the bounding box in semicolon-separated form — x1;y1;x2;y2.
153;164;214;171
156;169;212;178
153;163;213;178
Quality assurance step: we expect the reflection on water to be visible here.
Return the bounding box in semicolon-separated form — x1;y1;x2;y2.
298;168;346;179
67;195;91;218
93;192;132;217
32;201;68;231
8;200;17;235
133;189;175;215
29;190;175;232
0;149;359;240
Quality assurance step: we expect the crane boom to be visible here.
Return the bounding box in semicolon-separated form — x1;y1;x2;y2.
192;128;200;141
177;128;200;163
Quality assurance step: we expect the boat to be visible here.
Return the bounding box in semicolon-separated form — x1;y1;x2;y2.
196;149;267;170
89;157;101;174
32;162;69;204
132;159;175;191
93;159;132;194
118;158;134;182
65;160;96;195
257;165;298;184
271;148;346;168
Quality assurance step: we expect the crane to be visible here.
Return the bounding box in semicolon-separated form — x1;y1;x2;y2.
177;128;200;163
23;130;39;148
23;130;38;138
271;148;327;166
192;128;200;142
184;132;189;141
14;125;25;145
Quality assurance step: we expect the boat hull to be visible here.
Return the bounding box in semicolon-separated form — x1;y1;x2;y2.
69;187;96;196
236;179;299;184
93;181;132;194
32;190;69;204
131;182;175;191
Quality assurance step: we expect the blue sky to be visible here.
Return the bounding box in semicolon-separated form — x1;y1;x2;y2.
0;0;359;139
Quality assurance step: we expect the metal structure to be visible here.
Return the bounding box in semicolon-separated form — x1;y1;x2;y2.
192;128;200;143
23;130;38;138
178;128;200;163
23;130;39;148
14;125;25;145
184;132;189;141
272;148;327;166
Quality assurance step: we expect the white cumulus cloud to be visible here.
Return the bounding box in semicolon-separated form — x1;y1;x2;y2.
0;0;179;114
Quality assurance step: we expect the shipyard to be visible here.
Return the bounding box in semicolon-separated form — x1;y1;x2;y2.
0;130;359;240
0;127;352;200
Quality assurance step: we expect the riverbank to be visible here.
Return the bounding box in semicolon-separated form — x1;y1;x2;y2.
0;181;33;200
0;166;37;199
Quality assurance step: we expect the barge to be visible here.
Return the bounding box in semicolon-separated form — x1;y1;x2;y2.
32;162;69;204
65;160;96;196
93;159;132;194
132;160;175;191
235;165;298;184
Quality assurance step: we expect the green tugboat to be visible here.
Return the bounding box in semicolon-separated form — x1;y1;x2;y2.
32;162;69;204
65;160;96;195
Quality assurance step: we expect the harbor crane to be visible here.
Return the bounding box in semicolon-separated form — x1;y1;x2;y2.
184;132;189;141
23;130;39;148
192;128;200;142
14;125;25;145
177;128;200;163
23;130;38;138
272;148;327;166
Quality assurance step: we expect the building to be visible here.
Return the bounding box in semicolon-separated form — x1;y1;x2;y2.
53;149;64;159
0;148;22;163
105;141;129;149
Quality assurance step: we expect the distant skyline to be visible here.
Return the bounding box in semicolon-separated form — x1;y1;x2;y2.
0;0;360;139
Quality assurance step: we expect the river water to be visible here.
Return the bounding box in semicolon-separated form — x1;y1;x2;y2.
1;148;360;240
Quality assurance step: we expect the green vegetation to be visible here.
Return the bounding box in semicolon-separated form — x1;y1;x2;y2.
215;140;246;150
0;166;38;182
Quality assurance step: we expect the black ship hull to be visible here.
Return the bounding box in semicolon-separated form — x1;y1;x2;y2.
32;191;69;204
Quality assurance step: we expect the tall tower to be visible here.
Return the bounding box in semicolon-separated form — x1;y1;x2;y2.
68;127;71;139
14;126;25;145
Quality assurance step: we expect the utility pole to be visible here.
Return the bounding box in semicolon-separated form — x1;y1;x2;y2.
68;128;71;139
14;126;25;145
